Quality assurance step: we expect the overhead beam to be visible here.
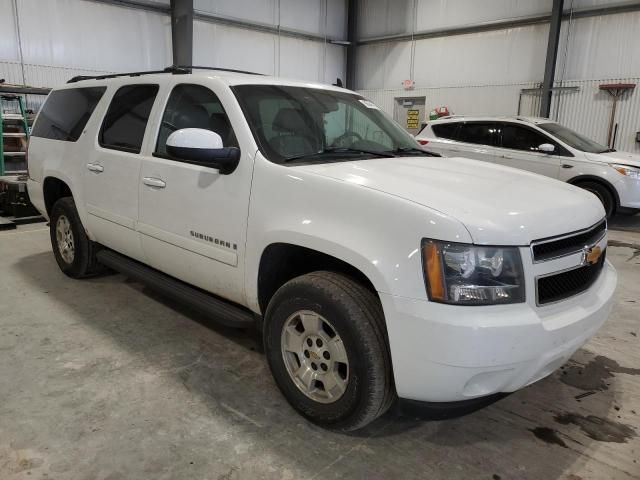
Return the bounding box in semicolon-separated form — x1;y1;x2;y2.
171;0;193;66
540;0;564;117
357;1;640;45
345;0;358;89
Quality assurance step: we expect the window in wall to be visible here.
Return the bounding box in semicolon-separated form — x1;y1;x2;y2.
99;84;159;153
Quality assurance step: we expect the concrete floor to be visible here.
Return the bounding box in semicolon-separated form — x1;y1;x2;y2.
1;222;639;480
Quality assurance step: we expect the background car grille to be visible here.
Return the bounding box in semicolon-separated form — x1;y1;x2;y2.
536;249;606;305
532;220;606;262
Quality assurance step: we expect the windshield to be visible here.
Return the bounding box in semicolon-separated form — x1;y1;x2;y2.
232;84;429;164
537;122;611;154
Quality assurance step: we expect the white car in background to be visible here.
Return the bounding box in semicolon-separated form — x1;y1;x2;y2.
416;116;640;218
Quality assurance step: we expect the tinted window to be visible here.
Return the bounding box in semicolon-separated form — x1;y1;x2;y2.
458;123;500;146
233;85;419;164
432;123;459;140
537;122;608;153
501;124;555;152
31;87;106;142
100;84;159;153
156;84;237;157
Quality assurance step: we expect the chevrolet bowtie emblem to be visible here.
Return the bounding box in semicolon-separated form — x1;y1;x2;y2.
583;245;602;266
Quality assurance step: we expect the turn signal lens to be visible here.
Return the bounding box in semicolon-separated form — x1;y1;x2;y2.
421;239;525;305
611;164;640;179
423;240;445;301
417;139;429;145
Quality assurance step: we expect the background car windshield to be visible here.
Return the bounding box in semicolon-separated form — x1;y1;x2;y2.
233;85;419;163
538;122;609;153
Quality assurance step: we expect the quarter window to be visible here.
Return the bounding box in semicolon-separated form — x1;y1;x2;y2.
31;87;106;142
431;123;459;140
457;123;500;146
156;84;237;157
99;84;159;153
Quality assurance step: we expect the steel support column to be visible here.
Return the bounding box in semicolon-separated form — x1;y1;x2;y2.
345;0;358;90
171;0;193;66
540;0;564;118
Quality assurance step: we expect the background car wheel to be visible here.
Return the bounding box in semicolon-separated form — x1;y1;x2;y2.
50;197;102;278
264;271;396;431
577;181;615;219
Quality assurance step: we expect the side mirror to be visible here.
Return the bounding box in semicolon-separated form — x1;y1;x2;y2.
538;143;555;154
166;128;240;174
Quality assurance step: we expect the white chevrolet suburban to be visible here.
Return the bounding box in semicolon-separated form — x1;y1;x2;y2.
416;116;640;218
27;67;617;431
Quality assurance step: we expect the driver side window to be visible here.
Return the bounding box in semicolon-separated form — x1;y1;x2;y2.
156;84;237;157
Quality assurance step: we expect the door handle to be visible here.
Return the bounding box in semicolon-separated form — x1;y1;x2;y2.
143;177;166;188
86;163;104;173
502;154;513;159
562;164;574;169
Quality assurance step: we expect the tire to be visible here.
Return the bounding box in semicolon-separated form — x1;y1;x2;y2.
264;271;396;431
49;197;101;278
577;181;615;219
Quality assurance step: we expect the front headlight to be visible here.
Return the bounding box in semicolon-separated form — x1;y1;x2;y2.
422;239;525;305
611;164;640;179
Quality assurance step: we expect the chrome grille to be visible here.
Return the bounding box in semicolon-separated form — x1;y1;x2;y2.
531;220;606;263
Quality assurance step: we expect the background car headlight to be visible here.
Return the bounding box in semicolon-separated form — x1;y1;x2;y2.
611;164;640;179
422;239;525;305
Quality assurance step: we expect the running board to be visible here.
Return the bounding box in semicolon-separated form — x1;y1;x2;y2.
96;249;255;328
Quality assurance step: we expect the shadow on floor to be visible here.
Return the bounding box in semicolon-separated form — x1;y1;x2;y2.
9;249;627;480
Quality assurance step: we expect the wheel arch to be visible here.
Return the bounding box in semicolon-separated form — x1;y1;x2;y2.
43;176;74;216
566;174;620;209
256;242;380;317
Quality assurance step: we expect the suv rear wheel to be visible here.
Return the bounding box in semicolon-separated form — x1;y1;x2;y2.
50;197;101;278
264;271;396;431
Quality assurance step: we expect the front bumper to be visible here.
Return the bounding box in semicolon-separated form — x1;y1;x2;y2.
614;175;640;209
380;260;617;402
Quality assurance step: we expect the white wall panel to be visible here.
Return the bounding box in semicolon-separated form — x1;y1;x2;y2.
357;0;413;38
356;42;412;90
415;0;552;32
0;0;19;62
195;0;277;25
556;11;640;81
15;0;171;71
357;25;549;90
194;21;277;75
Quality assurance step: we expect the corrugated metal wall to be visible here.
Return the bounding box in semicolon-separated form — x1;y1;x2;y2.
356;0;640;153
0;0;346;93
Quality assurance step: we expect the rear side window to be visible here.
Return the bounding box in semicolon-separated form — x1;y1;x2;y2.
99;84;159;153
31;87;106;142
458;123;500;146
431;123;459;140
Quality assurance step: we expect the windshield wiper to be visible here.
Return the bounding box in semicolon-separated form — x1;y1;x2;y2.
389;147;441;157
283;147;393;163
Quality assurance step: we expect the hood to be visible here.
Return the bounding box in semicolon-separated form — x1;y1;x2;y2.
295;156;605;245
584;150;640;168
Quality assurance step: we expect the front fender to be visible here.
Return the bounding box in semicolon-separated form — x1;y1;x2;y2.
244;156;472;311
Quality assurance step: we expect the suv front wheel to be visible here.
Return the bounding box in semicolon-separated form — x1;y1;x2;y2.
50;197;101;278
264;271;396;431
577;181;615;219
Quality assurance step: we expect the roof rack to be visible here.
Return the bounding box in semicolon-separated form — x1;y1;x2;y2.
67;65;264;84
